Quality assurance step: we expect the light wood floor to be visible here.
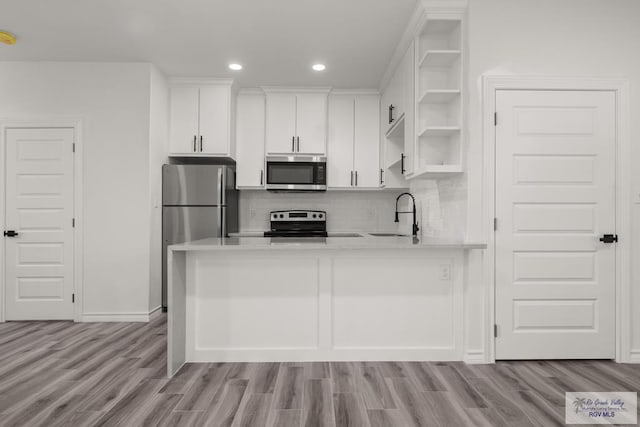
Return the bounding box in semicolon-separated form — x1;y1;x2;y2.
0;313;638;426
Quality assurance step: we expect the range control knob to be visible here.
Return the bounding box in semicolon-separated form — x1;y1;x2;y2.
319;213;323;218
312;214;317;218
280;214;284;218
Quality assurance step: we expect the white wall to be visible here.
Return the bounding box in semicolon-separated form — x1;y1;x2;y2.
462;0;640;358
148;66;169;312
0;62;156;319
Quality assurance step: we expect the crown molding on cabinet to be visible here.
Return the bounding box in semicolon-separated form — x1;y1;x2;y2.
261;86;332;94
169;77;237;87
330;88;380;96
379;0;468;92
238;87;266;95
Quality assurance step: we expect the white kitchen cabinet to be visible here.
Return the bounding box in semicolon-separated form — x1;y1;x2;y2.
327;94;379;188
378;42;415;187
401;40;416;176
169;79;236;157
235;91;266;188
265;90;328;155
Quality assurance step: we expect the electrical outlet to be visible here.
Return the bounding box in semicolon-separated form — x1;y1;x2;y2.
249;209;256;219
439;264;451;281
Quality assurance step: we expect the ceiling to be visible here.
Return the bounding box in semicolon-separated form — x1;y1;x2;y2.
0;0;417;88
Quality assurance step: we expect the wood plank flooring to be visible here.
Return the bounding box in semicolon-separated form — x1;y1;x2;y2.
0;313;638;426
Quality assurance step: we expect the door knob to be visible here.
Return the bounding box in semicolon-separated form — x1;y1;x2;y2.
3;230;19;237
599;234;618;243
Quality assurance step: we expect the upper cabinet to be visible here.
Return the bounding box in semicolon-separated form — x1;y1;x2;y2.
236;91;266;188
379;42;414;189
327;94;380;188
169;79;237;157
265;90;328;155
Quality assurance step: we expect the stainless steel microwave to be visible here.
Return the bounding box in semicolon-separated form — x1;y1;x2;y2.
265;155;327;191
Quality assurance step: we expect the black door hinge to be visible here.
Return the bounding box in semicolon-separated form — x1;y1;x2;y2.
494;324;499;338
72;293;75;303
494;112;498;126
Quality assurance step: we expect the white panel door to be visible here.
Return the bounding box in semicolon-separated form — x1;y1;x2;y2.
169;87;199;154
495;90;616;359
327;96;354;188
354;95;380;188
265;93;296;154
296;93;327;154
5;128;75;320
236;93;266;187
199;86;230;155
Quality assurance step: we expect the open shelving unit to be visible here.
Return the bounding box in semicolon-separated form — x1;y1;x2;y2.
412;16;464;178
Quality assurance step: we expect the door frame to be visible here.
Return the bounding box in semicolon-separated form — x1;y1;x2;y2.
0;118;84;322
482;76;631;362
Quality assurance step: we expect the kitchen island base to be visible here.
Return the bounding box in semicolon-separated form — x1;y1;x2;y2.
168;238;485;377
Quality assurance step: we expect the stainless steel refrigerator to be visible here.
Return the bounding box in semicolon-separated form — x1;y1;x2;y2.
162;164;238;310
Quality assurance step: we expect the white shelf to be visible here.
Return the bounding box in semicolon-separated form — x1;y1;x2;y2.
418;50;461;68
386;156;403;169
418;89;460;104
422;19;461;36
418;126;460;138
385;113;405;139
409;164;464;179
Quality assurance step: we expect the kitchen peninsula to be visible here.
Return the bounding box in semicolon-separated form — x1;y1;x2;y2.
167;236;485;377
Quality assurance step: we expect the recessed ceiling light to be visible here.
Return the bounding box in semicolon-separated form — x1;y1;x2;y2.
228;63;243;71
312;64;326;71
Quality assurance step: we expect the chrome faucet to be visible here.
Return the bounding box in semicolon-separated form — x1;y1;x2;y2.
395;192;420;237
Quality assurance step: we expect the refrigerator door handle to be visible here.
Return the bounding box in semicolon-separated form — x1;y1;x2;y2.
218;167;225;206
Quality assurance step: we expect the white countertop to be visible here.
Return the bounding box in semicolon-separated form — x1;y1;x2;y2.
169;234;486;251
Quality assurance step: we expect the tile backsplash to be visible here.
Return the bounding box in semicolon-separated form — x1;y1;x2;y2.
239;190;407;233
239;180;467;238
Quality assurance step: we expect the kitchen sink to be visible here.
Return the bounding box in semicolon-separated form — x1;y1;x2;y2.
329;233;364;237
368;233;407;237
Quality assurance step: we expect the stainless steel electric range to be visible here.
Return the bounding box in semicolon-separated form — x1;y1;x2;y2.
264;210;328;238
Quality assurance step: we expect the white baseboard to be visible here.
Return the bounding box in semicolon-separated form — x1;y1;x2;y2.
149;306;162;316
464;350;489;364
629;349;640;363
80;312;150;322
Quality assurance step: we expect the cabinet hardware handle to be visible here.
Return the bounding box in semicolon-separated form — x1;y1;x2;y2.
3;230;19;237
260;170;264;186
193;135;197;152
401;153;405;174
389;104;395;124
350;171;354;186
380;168;384;185
355;171;358;186
292;136;295;152
200;136;203;152
296;136;300;152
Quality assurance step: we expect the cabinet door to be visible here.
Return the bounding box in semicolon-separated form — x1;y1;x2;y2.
199;86;230;155
327;96;354;188
169;87;199;154
266;93;296;154
354;95;380;188
236;94;266;188
296;93;327;154
402;41;415;175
